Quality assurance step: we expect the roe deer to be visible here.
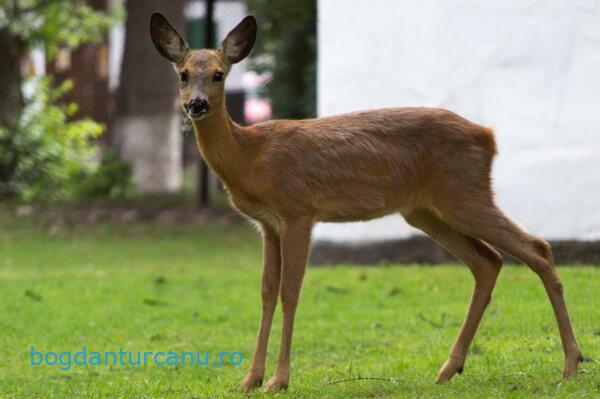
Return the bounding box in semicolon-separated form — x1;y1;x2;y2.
150;13;582;392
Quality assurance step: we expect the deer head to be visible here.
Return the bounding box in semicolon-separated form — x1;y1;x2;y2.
150;13;257;120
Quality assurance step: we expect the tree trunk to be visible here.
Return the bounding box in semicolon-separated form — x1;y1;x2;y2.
111;0;186;193
0;28;23;127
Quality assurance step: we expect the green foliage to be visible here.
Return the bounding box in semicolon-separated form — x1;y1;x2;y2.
0;2;127;202
0;0;117;56
246;0;317;119
76;148;134;200
0;77;131;201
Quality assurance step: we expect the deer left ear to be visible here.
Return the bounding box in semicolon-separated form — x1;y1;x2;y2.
150;12;189;64
218;15;257;64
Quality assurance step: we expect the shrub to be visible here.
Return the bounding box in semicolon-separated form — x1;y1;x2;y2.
75;148;134;200
0;77;132;202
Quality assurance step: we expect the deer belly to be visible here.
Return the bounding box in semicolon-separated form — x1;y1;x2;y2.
313;194;403;222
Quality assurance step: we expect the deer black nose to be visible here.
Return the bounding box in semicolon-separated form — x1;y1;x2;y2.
188;98;209;115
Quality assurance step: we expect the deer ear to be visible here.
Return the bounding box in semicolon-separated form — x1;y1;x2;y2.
218;15;257;64
150;12;189;64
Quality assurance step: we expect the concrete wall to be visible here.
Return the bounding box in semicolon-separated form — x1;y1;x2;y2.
315;0;600;243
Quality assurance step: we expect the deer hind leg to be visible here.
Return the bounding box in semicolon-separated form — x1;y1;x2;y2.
403;208;503;382
439;203;582;378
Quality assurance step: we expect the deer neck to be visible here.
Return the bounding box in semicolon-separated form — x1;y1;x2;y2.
191;104;248;188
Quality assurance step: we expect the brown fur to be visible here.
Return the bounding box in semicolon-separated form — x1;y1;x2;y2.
197;107;497;228
150;13;582;392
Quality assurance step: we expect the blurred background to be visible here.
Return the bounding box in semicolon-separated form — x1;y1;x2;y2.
1;0;599;263
0;0;315;205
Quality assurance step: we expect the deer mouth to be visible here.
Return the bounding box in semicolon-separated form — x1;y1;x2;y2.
188;109;207;120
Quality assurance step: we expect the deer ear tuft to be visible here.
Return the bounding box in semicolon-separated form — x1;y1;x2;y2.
150;12;189;64
218;15;257;65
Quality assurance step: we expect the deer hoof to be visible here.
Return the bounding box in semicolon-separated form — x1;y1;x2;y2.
239;372;263;392
562;352;583;378
263;375;289;393
436;359;464;383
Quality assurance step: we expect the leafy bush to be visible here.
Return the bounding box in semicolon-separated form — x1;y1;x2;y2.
0;77;132;202
76;149;134;200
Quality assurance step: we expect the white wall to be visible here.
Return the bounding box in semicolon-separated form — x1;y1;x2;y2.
315;0;600;242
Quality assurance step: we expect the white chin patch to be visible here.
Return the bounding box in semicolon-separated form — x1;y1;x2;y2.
189;113;205;120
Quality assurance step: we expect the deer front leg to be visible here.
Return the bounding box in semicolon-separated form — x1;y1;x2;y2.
240;225;281;392
264;217;313;392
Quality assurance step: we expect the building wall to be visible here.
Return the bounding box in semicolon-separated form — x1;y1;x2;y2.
315;0;600;242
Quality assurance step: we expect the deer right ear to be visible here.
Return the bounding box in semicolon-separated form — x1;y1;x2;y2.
150;12;189;64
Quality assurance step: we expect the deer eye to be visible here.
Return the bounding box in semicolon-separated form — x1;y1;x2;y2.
179;71;188;83
213;71;224;82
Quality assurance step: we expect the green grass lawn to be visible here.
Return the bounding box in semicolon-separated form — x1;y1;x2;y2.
0;214;599;398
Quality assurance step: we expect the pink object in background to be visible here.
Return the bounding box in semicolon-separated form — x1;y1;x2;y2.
244;98;272;123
